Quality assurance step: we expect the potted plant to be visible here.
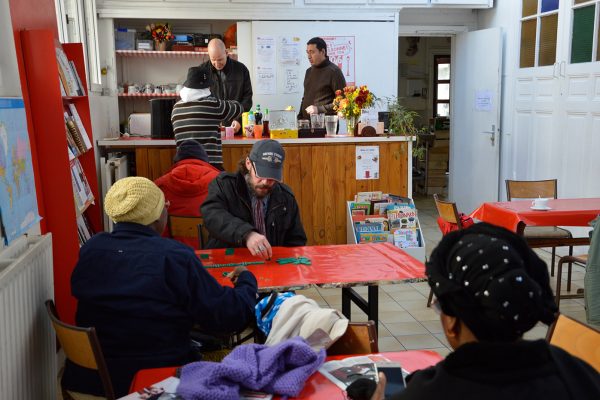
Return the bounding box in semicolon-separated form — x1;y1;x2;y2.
385;96;430;158
146;23;175;51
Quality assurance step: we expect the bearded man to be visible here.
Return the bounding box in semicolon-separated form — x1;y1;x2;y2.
201;140;307;258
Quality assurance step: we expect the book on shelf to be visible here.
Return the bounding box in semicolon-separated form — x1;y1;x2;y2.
355;191;383;202
67;103;92;148
69;60;86;96
70;158;94;214
76;214;95;245
350;202;371;216
64;106;91;156
65;126;80;159
358;232;389;244
392;228;420;249
55;45;84;96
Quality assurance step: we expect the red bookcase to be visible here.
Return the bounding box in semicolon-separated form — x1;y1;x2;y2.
19;29;102;323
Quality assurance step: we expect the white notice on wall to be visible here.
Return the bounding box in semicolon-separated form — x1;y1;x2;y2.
475;90;493;111
283;67;300;94
279;36;301;65
255;36;277;95
356;146;380;180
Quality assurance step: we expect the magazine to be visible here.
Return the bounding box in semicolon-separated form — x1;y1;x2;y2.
319;355;391;390
118;377;180;400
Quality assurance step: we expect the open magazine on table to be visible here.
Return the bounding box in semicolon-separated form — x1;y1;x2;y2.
319;354;408;391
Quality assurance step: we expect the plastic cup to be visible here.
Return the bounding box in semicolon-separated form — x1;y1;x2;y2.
325;115;338;135
225;127;234;138
254;124;263;139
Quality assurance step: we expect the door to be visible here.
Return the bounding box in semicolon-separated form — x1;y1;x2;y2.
449;27;502;214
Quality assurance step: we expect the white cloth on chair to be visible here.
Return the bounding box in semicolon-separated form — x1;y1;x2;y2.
265;295;348;346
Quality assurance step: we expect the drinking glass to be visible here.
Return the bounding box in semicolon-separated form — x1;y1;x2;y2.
325;115;338;135
298;119;310;130
310;113;325;129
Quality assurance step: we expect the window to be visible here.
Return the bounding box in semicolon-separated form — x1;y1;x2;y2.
433;56;450;118
519;0;560;68
570;0;600;63
54;0;101;89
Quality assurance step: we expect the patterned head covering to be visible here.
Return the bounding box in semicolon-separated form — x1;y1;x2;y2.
427;222;557;341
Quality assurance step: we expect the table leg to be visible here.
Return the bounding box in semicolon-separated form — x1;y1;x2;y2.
341;286;379;333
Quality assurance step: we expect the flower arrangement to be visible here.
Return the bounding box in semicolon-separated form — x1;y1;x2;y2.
146;23;175;43
333;85;375;119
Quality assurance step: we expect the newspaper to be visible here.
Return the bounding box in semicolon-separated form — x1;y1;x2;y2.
118;377;180;399
318;355;392;390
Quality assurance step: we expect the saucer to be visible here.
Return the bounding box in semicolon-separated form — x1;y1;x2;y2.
530;205;552;211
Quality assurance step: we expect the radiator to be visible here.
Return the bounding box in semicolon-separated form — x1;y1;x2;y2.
0;234;56;399
100;154;129;231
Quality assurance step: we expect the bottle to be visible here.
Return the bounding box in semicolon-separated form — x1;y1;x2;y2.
263;108;270;138
254;104;263;126
242;112;249;133
246;111;255;138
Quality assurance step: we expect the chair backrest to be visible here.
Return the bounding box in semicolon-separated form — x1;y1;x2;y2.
45;300;115;399
433;193;461;226
546;313;600;373
167;215;207;249
506;179;558;200
327;321;379;355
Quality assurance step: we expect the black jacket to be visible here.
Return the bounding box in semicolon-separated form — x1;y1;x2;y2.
201;172;307;248
391;340;600;400
200;57;253;126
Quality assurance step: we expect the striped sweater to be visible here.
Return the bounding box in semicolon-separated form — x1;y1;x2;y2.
171;97;243;166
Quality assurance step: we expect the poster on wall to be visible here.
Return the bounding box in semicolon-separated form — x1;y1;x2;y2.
322;36;355;86
255;36;277;95
0;98;41;245
356;146;379;180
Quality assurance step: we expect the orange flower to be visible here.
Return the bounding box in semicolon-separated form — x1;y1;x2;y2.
333;85;375;119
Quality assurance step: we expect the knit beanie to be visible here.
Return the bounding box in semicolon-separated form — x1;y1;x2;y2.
104;177;165;225
174;140;210;163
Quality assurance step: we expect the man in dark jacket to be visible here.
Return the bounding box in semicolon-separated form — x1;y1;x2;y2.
200;38;252;133
62;177;257;398
298;37;346;120
201;139;306;259
371;223;600;400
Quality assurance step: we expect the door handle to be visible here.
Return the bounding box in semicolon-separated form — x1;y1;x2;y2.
482;124;496;146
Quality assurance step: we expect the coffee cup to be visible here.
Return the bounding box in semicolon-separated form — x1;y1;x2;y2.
532;197;549;208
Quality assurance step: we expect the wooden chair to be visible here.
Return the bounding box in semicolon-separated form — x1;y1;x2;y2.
327;321;379;355
555;254;587;309
505;179;573;277
167;215;208;249
546;313;600;373
45;300;115;400
428;194;466;306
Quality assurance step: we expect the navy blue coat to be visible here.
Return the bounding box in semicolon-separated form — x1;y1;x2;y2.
62;222;257;397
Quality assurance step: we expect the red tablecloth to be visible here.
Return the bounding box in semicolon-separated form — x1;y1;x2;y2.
197;243;426;291
470;198;600;232
129;350;443;398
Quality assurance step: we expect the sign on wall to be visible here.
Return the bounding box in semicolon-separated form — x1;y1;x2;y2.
356;145;379;180
322;36;355;86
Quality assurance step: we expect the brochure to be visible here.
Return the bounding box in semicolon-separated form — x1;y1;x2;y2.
118;377;180;400
319;355;391;390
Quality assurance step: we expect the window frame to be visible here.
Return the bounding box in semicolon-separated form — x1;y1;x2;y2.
569;0;600;63
519;0;561;68
433;55;451;118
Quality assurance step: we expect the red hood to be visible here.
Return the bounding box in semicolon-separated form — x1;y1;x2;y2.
157;159;219;197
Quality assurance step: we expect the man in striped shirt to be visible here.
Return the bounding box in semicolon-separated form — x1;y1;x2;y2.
172;65;243;169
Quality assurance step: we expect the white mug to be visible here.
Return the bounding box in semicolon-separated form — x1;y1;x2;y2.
532;197;549;208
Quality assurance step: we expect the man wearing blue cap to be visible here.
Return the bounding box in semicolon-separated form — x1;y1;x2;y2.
201;139;307;258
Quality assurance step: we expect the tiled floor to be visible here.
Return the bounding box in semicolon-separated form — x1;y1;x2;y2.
296;195;589;358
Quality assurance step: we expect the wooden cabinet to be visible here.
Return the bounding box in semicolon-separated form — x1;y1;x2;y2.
19;31;102;323
101;139;411;246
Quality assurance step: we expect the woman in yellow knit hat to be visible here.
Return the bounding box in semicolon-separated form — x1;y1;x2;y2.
62;177;258;398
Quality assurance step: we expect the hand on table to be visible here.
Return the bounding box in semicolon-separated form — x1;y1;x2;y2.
227;266;248;285
305;105;319;115
370;373;387;400
245;231;273;260
231;120;241;133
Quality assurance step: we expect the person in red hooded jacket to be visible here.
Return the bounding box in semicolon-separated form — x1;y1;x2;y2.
155;140;220;248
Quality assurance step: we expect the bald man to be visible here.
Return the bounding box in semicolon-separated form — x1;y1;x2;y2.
199;38;253;133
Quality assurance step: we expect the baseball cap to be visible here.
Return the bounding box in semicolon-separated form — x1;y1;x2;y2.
249;139;285;182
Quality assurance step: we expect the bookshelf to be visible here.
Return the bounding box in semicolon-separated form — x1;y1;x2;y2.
19;30;102;323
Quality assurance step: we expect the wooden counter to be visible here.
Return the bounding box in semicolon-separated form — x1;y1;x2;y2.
98;136;413;245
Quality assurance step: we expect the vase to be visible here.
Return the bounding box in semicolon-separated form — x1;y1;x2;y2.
155;41;167;51
346;114;359;136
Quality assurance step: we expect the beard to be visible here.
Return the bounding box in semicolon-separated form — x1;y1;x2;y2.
245;173;273;199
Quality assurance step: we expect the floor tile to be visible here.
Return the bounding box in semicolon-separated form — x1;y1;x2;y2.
407;308;440;322
388;290;427;302
396;334;445;350
379;311;418;324
420;319;444;334
378;337;405;352
384;321;429;336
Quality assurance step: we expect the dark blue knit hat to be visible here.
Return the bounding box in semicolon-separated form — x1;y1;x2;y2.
174;140;209;163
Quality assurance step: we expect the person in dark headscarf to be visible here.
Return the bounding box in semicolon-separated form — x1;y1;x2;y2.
372;222;600;400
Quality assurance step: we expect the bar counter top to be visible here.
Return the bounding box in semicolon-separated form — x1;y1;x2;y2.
97;134;414;147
